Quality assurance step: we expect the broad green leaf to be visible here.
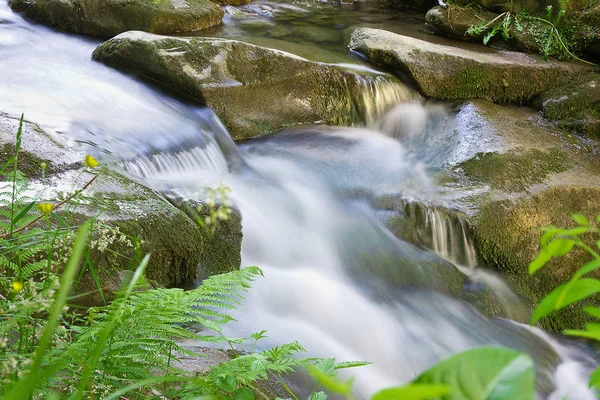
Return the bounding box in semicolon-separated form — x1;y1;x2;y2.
564;328;600;341
573;259;600;280
371;384;452;400
414;347;535;400
531;278;600;324
529;251;552;275
573;214;590;226
216;375;237;393
530;239;575;274
308;392;328;400
233;388;254;400
590;366;600;389
583;306;600;319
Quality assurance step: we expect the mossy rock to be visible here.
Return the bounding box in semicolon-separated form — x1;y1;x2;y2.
376;0;438;12
9;0;224;37
425;5;543;54
448;0;560;14
93;32;416;140
447;100;600;331
0;114;243;306
427;2;600;59
536;73;600;137
475;187;600;332
349;28;594;103
456;147;571;192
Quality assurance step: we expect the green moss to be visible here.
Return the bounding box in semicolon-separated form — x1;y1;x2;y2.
0;143;52;179
475;186;600;331
457;148;570;192
538;73;600;137
9;0;223;37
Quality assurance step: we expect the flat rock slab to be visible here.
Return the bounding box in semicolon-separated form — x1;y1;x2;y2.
349;28;596;103
9;0;224;37
92;31;416;139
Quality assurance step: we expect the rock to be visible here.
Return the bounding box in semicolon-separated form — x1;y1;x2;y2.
537;73;600;137
426;3;600;58
349;28;594;103
0;113;242;306
449;0;559;14
425;5;542;54
449;100;600;331
93;31;416;140
212;0;251;5
378;0;439;12
9;0;224;37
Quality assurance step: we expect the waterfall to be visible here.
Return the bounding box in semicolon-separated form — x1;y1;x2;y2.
404;202;477;268
122;143;228;179
1;0;597;397
354;74;419;126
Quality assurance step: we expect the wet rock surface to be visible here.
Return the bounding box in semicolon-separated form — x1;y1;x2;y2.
349;28;594;103
0;114;243;306
93;31;415;139
9;0;224;36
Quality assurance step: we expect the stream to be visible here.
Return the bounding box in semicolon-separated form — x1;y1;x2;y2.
0;0;598;399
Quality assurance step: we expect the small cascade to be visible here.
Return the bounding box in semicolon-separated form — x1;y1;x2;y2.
403;201;532;322
354;75;419;126
121;142;228;179
405;202;477;268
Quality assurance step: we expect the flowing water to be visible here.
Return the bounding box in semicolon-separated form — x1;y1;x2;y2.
1;1;598;399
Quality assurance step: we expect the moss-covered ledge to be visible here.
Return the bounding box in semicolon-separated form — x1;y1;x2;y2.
0;114;243;306
348;28;595;103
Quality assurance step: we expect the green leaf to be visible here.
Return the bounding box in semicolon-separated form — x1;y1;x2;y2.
11;201;35;225
573;214;590;226
529;239;575;274
573;259;600;280
483;31;494;45
583;306;600;319
251;330;268;341
590;366;600;389
308;392;328;400
414;347;535;400
371;384;452;400
217;375;237;393
306;365;354;396
233;388;254;400
6;221;91;400
531;278;600;324
334;360;372;370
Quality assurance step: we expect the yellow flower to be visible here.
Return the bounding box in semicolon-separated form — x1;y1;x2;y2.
37;203;53;214
11;281;23;293
85;154;99;168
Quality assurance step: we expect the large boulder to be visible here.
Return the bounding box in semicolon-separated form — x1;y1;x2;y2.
426;3;600;58
425;6;542;54
349;28;594;103
373;100;600;331
0;113;242;306
9;0;224;37
448;0;559;14
536;73;600;137
450;101;600;331
92;32;416;140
